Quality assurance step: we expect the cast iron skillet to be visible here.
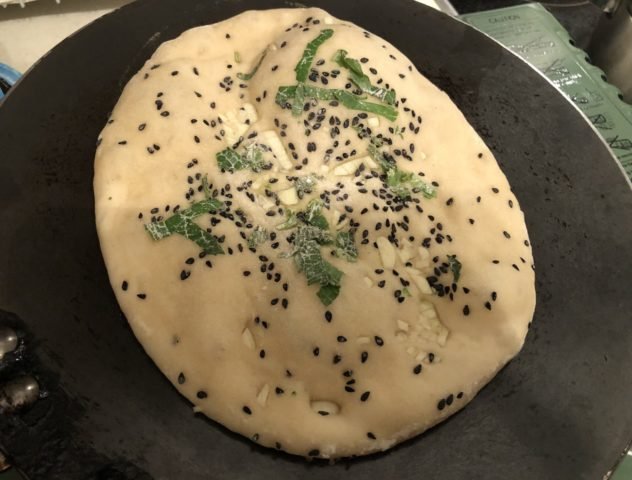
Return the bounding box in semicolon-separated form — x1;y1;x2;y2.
0;0;631;478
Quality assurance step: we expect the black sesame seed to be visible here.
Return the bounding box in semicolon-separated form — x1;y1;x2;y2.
374;336;384;346
437;399;446;411
333;354;342;364
243;406;252;415
361;351;368;363
337;336;347;343
360;391;371;401
325;311;333;322
367;432;376;439
463;305;470;316
121;281;128;291
446;394;454;406
484;301;492;310
275;387;284;395
178;372;186;384
503;231;511;239
259;349;266;358
413;364;422;375
457;392;464;399
137;293;146;299
197;390;207;399
180;270;191;280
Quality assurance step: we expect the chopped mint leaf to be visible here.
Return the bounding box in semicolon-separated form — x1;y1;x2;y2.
275;85;298;107
291;225;342;305
236;48;267;81
216;145;266;172
294;238;339;286
201;174;212;199
368;142;395;172
386;168;436;200
247;226;269;249
243;144;265;171
294;29;334;82
447;255;462;283
300;199;329;230
293;174;320;199
294;224;333;246
392;126;405;139
333;49;396;105
292;82;306;117
317;284;340;306
402;287;412;297
332;90;398;122
276;210;299;230
144;198;224;254
217;148;245;171
334;231;358;262
276;85;398;122
234;51;242;64
367;137;436;200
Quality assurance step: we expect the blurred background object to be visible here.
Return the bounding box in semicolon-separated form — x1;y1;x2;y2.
588;0;632;103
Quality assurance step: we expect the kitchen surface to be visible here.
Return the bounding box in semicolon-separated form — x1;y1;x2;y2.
0;1;630;479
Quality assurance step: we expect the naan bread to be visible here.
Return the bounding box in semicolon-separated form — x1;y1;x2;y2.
94;8;535;459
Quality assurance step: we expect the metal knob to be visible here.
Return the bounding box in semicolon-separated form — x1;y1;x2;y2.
0;326;18;359
0;376;40;414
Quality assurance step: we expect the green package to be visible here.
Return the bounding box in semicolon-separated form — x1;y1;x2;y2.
461;3;632;180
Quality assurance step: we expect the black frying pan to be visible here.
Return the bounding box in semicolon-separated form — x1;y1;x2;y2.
1;0;631;478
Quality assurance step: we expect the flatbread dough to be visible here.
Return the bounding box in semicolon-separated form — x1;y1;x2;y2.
94;8;535;459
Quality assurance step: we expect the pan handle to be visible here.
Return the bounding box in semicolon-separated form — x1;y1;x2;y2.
0;64;21;100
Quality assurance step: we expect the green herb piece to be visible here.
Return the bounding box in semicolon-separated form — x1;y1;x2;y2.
392;126;405;139
447;255;462;283
402;287;412;297
292;82;306;117
144;198;224;254
294;29;334;82
236;48;268;81
293;174;320;199
332;49;396;105
292;225;342;306
234;51;242;64
317;284;341;306
248;226;269;249
294;223;333;246
276;85;397;121
217;148;245;171
276;210;299;230
332;90;398;121
386;168;437;200
201;174;212;199
367;140;436;200
275;85;298;106
368;142;395;172
334;231;358;262
243;144;265;171
300;199;329;230
216;146;265;172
